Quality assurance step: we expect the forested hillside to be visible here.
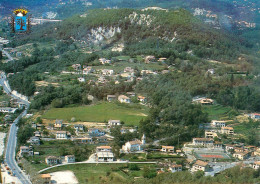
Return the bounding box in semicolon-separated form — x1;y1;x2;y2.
12;8;253;63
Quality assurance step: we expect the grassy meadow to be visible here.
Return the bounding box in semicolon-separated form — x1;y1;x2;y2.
42;102;149;126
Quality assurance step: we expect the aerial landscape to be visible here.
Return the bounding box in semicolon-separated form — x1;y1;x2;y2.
0;0;259;183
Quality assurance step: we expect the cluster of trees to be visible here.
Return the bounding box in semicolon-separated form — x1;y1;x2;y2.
59;144;91;162
30;84;90;110
17;118;34;145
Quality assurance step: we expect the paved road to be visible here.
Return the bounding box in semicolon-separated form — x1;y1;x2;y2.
0;47;14;62
0;72;30;106
0;68;31;183
5;110;31;184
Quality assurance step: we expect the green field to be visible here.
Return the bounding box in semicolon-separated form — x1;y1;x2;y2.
41;163;156;184
202;105;235;120
92;60;166;73
42;102;149;126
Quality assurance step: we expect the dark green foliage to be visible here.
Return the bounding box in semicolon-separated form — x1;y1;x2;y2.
17;122;34;145
143;166;157;179
128;164;140;171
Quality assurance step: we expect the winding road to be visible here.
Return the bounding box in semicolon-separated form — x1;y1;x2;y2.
0;48;31;183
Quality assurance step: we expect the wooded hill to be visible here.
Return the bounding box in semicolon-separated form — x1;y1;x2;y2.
15;8;253;63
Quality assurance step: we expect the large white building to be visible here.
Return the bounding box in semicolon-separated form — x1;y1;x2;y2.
56;131;68;139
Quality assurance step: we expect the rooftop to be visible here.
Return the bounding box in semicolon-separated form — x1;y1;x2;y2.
194;160;208;167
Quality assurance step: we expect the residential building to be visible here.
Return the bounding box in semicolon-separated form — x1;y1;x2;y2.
161;146;174;153
54;119;63;129
118;95;130;103
250;113;260;120
169;164;182;173
34;131;41;137
126;92;136;97
124;67;134;73
64;155;75;163
145;55;156;63
192;138;214;147
96;136;108;143
27;136;40;145
205;131;218;139
158;58;167;62
193;97;214;105
107;95;116;102
96;146;112;152
138;96;147;104
88;128;105;137
225;144;235;152
252;161;260;170
99;58;111;65
78;77;85;83
19;146;30;156
233;151;250;160
108;120;121;126
41;174;51;184
56;131;68;139
83;67;93;75
72;64;81;71
122;135;146;152
101;69;114;76
97;152;114;162
211;120;226;127
45;156;60;165
221;127;234;135
74;124;84;132
192;160;210;172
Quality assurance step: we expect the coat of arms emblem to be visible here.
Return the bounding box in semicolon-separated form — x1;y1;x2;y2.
11;8;31;33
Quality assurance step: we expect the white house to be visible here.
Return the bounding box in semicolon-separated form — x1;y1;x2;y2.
56;131;68;139
161;146;174;153
19;146;30;156
78;77;85;83
122;134;145;152
108;120;121;126
250;113;260;120
65;155;75;163
45;156;60;165
96;146;112;152
211;120;226;127
192;138;214;147
107;95;116;102
118;95;130;103
97;152;114;162
88;128;105;137
27;136;40;145
192;160;210;172
74;124;84;132
221;127;234;135
101;69;114;76
233;151;249;160
252;161;260;170
138;96;147;104
83;67;94;75
169;164;182;173
99;58;111;65
54;119;63;129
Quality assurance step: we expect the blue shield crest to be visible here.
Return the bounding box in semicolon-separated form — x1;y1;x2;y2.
15;16;27;32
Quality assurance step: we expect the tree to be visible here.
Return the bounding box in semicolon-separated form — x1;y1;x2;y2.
143;166;157;178
0;51;2;60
